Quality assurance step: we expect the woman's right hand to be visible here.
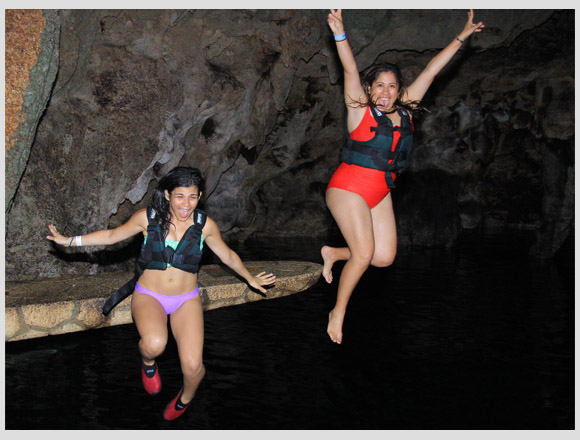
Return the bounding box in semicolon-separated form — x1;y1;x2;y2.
47;224;69;247
327;9;345;35
458;9;485;40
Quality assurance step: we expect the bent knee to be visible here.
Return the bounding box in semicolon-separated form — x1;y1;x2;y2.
181;357;205;378
372;252;396;268
350;249;374;268
140;335;167;358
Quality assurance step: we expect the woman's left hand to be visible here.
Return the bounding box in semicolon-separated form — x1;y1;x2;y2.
459;9;485;40
47;224;70;247
248;271;277;293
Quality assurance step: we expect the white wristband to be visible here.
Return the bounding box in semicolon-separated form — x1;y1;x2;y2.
75;235;83;247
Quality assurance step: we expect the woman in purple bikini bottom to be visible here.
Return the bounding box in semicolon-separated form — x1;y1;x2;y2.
47;167;276;421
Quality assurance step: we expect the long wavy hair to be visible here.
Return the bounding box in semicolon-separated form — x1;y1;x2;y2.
349;63;425;114
151;166;205;237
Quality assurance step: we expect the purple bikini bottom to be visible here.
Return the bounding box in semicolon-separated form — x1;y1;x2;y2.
135;282;199;315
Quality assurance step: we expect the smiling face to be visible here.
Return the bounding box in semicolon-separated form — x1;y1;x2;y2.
368;71;400;112
164;186;201;223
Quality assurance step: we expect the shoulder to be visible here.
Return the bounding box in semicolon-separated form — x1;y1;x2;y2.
202;215;219;234
130;208;149;228
202;216;225;244
132;208;148;219
349;106;377;141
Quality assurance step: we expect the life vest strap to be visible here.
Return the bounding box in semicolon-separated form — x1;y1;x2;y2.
371;124;413;137
347;140;396;160
102;273;139;316
384;172;396;189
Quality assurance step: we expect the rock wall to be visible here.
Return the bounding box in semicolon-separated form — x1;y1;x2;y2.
5;10;60;212
5;9;574;281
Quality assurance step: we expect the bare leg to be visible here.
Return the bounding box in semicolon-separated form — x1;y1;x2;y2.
132;292;169;365
325;188;375;344
325;190;398;344
321;192;397;282
368;192;397;268
321;245;350;283
169;296;205;404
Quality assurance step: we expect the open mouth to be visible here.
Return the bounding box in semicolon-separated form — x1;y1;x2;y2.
377;98;390;108
178;209;190;219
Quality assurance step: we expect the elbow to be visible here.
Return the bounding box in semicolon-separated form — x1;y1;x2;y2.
224;249;239;267
104;231;119;246
344;67;359;78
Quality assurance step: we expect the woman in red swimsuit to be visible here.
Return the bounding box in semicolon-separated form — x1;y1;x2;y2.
322;9;484;344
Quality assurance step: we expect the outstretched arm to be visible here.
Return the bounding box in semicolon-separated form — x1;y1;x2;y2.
203;217;276;293
328;9;367;129
47;209;147;247
405;9;484;103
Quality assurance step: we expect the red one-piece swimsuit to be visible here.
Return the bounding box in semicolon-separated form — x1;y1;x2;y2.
326;107;402;209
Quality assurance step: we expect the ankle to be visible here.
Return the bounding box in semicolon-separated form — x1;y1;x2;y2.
329;309;344;322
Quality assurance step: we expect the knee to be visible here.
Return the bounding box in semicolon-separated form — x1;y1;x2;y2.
372;250;396;268
140;335;167;359
350;247;374;269
181;357;205;379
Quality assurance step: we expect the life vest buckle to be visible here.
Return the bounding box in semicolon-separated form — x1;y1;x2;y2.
162;246;175;265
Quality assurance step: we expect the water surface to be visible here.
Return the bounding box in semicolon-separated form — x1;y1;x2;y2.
5;231;574;429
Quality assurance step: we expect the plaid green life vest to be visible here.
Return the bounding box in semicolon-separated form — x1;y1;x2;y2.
141;205;206;272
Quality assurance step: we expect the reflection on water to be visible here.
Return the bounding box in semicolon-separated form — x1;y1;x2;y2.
5;231;574;429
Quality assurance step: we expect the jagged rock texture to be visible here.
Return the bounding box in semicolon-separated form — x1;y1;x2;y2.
5;9;574;281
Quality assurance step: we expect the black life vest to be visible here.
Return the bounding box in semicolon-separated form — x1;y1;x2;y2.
102;205;207;315
341;107;414;188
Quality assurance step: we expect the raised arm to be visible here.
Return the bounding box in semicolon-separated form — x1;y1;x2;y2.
202;217;276;293
405;9;485;103
47;208;148;248
328;9;367;129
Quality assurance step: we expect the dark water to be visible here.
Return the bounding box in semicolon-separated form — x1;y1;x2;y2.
5;231;574;429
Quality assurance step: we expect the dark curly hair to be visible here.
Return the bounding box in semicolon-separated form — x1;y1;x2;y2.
151;166;205;237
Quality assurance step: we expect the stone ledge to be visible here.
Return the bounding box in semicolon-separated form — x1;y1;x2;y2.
5;260;322;342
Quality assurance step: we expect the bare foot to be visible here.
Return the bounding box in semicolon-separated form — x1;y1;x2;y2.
327;310;343;344
321;246;334;284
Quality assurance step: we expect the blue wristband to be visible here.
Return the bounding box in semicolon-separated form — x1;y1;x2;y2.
334;33;346;41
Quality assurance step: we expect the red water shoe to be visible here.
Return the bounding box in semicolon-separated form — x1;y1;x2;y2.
163;388;191;421
141;361;161;395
